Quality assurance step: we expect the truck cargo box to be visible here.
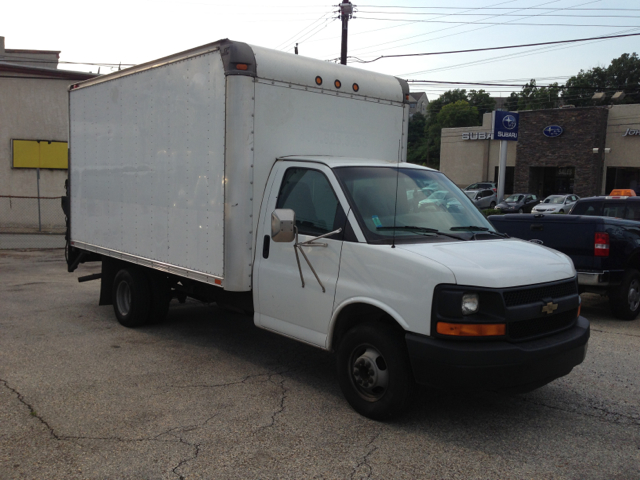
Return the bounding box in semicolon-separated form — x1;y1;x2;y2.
69;39;410;291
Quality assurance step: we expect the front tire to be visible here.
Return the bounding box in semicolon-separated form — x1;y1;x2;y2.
113;268;151;328
337;322;414;420
609;268;640;320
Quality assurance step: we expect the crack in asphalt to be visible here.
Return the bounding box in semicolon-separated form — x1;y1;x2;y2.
591;328;640;339
164;370;288;389
0;378;61;440
0;376;221;479
519;396;640;426
261;374;289;430
350;431;381;480
160;415;218;480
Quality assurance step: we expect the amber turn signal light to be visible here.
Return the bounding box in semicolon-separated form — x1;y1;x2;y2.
437;322;506;337
235;63;249;71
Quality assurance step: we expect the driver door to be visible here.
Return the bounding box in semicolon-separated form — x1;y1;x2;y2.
254;164;347;348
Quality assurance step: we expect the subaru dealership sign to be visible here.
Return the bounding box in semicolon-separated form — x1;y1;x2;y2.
543;125;563;138
492;110;519;141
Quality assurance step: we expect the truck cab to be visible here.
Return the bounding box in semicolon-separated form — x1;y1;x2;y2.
254;156;589;418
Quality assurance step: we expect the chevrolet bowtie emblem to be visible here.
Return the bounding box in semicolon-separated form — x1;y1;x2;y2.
541;302;558;314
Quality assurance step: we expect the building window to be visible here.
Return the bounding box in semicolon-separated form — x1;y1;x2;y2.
528;167;574;198
605;167;640;194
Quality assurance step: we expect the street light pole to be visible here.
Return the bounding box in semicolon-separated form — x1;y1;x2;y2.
339;1;354;65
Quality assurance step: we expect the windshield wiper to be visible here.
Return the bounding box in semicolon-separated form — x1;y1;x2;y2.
376;226;466;241
450;226;509;238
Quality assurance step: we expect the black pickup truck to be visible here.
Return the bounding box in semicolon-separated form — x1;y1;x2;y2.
490;213;640;320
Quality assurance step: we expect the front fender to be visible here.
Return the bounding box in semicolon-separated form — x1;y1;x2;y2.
326;297;411;350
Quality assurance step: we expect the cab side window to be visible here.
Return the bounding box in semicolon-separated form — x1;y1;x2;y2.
625;202;640;221
603;202;626;218
572;201;602;216
276;168;341;236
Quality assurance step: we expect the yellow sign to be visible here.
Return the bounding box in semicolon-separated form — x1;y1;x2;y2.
12;139;68;169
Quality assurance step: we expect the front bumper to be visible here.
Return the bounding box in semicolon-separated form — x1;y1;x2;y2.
405;316;589;392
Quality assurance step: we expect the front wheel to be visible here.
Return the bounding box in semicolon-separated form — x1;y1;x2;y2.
337;322;414;420
609;268;640;320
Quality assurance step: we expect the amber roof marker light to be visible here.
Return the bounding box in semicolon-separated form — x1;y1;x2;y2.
352;83;359;92
334;79;342;89
315;76;323;86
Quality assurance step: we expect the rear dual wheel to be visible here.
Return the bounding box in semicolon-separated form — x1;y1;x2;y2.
113;268;171;328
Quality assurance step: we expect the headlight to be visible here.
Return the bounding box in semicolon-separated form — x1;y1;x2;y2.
461;293;479;315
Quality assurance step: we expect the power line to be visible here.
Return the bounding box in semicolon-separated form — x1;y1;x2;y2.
357;10;640;19
274;10;335;51
348;32;640;64
348;0;604;58
355;17;638;27
346;0;523;57
357;6;640;12
397;25;640;77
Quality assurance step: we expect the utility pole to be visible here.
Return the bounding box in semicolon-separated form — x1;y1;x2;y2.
339;1;354;65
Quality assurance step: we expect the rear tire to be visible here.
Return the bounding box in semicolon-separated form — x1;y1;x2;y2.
609;268;640;320
337;322;414;420
112;268;151;328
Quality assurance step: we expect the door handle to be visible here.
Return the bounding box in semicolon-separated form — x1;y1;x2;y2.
262;235;270;259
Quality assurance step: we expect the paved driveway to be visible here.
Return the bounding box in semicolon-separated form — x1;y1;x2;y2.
1;250;639;479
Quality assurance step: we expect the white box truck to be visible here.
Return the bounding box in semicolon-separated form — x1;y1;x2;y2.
65;39;589;419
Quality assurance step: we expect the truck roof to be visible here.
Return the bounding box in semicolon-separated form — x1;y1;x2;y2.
277;156;437;171
69;39;409;105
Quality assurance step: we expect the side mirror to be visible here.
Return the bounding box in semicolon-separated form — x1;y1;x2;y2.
271;209;295;243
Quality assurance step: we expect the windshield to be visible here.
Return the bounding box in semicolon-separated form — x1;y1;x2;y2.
505;194;524;203
544;196;564;204
334;166;495;243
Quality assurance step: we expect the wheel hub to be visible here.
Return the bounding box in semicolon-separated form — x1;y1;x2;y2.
116;281;132;316
351;347;389;400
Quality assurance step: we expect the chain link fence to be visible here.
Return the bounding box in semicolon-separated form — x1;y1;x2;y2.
0;195;66;249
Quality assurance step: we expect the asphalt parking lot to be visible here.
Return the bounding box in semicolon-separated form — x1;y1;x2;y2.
1;250;639;479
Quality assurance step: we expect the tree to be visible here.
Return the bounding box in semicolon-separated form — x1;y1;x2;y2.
505;79;562;111
467;89;495;116
563;53;640;106
436;100;480;129
407;89;487;168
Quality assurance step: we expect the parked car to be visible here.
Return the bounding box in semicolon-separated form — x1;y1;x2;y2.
569;191;640;220
495;193;540;213
465;188;497;209
490;213;640;320
532;194;580;214
465;181;496;191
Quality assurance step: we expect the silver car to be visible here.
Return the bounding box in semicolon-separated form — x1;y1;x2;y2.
532;194;580;214
465;188;497;209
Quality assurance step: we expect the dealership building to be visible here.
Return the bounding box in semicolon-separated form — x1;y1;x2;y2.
439;103;640;198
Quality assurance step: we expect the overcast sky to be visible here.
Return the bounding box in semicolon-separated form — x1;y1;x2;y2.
3;0;639;99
